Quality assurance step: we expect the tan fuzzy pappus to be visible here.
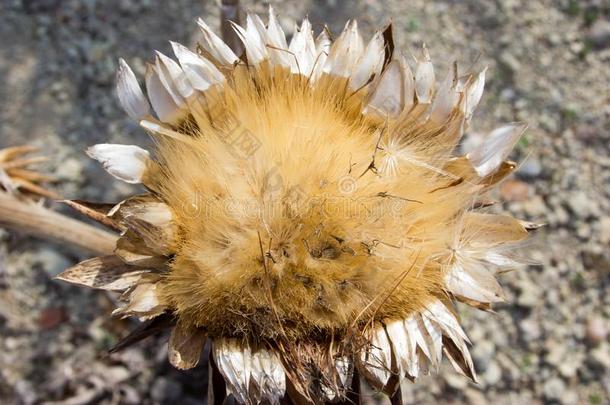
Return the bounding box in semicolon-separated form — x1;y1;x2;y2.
57;7;539;404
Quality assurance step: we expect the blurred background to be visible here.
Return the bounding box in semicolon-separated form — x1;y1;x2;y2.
0;0;609;404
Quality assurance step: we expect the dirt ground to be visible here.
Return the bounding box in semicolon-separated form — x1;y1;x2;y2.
0;0;609;404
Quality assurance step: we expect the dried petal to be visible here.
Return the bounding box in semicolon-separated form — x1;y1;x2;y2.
385;319;416;378
122;216;173;256
56;255;149;291
116;59;151;120
113;281;166;320
145;63;186;124
155;51;191;100
405;315;433;365
114;230;168;268
445;260;505;303
420;314;443;368
86;144;150;184
400;55;415;111
463;67;487;119
464;213;529;246
350;30;385;89
112;195;174;233
429;64;460;124
425;300;470;343
109;314;174;354
288;18;317;76
364;60;404;117
442;335;477;381
197;18;239;66
324;20;364;78
414;45;435;104
250;347;286;404
265;7;291;69
168;324;207;370
231;17;267;65
171;41;225;91
359;324;393;390
213;338;252;404
468;123;527;177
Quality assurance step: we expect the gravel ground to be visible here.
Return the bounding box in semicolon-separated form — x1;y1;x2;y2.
1;0;609;404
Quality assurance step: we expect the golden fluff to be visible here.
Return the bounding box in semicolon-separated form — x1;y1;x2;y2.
57;7;538;404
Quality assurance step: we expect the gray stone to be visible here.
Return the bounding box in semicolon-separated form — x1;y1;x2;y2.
464;388;487;405
34;248;71;278
522;195;546;218
588;343;610;371
519;318;541;342
586;316;608;345
104;366;131;385
545;341;567;368
15;380;38;405
588;19;610;49
560;390;579;405
55;156;84;182
483;361;502;386
568;191;599;219
542;377;565;401
517;278;543;308
150;377;182;403
499;51;521;74
472;340;495;371
519;157;542;178
445;373;469;390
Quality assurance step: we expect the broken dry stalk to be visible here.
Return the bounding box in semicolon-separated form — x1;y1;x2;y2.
220;0;243;56
0;191;118;255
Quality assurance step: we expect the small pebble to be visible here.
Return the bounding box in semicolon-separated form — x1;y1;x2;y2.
586;316;608;346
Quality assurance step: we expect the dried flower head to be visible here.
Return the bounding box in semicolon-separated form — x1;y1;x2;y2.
58;8;538;403
0;145;57;199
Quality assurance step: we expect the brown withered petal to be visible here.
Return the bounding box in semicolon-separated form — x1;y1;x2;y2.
114;230;168;268
464;213;529;247
519;220;546;231
110;195;173;227
455;296;495;312
168;324;207;370
56;255;149;291
122;216;173;256
112;281;166;320
442;335;477;382
109;313;175;354
420;314;443;369
358;324;395;392
443;156;517;189
320;356;354;402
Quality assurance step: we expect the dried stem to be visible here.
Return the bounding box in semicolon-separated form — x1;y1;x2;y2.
220;0;244;57
0;191;118;255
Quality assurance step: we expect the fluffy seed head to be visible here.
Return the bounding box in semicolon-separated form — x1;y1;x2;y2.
57;8;537;403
